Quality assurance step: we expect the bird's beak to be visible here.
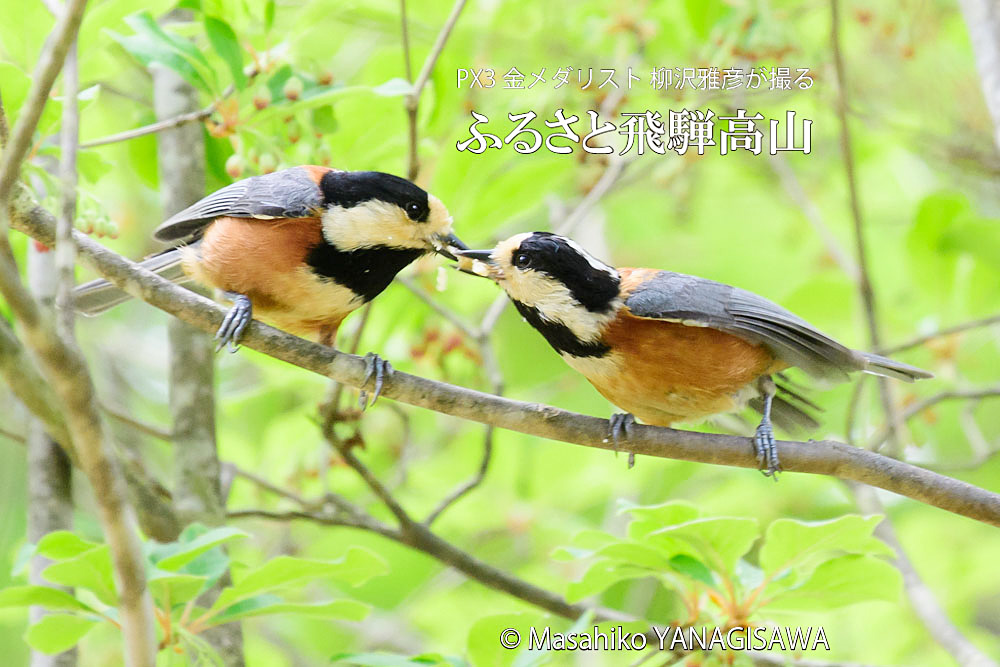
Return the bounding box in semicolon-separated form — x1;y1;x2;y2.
454;248;501;279
431;232;468;261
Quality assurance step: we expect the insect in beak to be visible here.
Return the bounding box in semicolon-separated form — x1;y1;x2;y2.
455;249;502;280
432;232;469;261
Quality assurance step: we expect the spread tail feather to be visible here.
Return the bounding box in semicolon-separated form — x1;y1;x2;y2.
73;248;190;316
862;353;933;383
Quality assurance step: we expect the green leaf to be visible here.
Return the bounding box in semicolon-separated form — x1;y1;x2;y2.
77;150;114;184
149;524;247;571
759;515;892;582
209;547;387;612
24;614;98;654
647;517;759;575
683;0;730;37
204;16;246;89
108;12;217;93
148;570;210;607
624;501;700;540
466;612;547;667
373;78;413;97
551;530;621;561
566;560;654;602
208;594;369;625
0;585;94;613
41;546;117;606
0;63;31;117
264;0;275;31
667;554;713;585
765;555;902;611
312;106;338;134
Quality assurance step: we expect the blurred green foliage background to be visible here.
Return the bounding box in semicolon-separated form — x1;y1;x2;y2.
1;0;999;665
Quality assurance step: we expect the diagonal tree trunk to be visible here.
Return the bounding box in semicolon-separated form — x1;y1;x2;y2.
152;17;244;663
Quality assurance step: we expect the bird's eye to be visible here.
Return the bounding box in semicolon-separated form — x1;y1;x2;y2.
405;201;422;220
513;253;532;269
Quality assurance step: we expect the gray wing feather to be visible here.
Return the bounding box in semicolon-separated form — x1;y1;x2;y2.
624;271;860;381
153;168;325;242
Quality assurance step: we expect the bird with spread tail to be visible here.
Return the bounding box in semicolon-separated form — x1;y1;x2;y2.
457;232;931;475
74;165;466;404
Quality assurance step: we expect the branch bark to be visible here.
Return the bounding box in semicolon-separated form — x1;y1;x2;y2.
9;193;1000;528
0;2;158;660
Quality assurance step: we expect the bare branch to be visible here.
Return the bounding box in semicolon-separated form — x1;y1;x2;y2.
851;485;997;667
398;276;479;339
0;0;87;209
10;196;1000;529
881;313;1000;355
424;424;493;525
830;0;902;454
768;153;859;281
100;403;173;441
865;386;1000;451
408;0;467;106
0;2;159;654
79;66;259;149
81;106;213;149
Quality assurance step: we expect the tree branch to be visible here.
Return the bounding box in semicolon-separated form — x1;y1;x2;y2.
866;386;1000;451
881;313;1000;355
830;0;902;454
0;2;159;658
79;66;260;149
851;484;997;667
9;193;1000;528
0;0;87;208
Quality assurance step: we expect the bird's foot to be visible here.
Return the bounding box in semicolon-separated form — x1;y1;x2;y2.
609;413;637;469
359;352;393;410
753;418;781;479
215;294;253;353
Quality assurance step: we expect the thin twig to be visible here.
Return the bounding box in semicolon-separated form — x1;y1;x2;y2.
0;5;159;662
321;302;372;432
768;152;858;281
0;427;27;444
865;386;1000;451
408;0;467;105
397;276;479;339
399;0;418;180
226;463;315;507
326;434;414;529
881;312;1000;355
424;425;493;525
0;0;87;208
12;198;1000;528
424;341;503;525
81;106;215;149
830;0;902;454
851;484;997;667
100;403;173;441
79;66;260;149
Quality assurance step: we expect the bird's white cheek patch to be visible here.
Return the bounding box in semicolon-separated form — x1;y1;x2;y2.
322;203;426;251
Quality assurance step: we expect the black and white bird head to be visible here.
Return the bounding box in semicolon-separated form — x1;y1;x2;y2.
318;170;463;258
458;232;622;353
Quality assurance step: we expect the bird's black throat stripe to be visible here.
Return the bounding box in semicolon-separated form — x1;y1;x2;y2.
511;300;610;358
306;243;424;302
